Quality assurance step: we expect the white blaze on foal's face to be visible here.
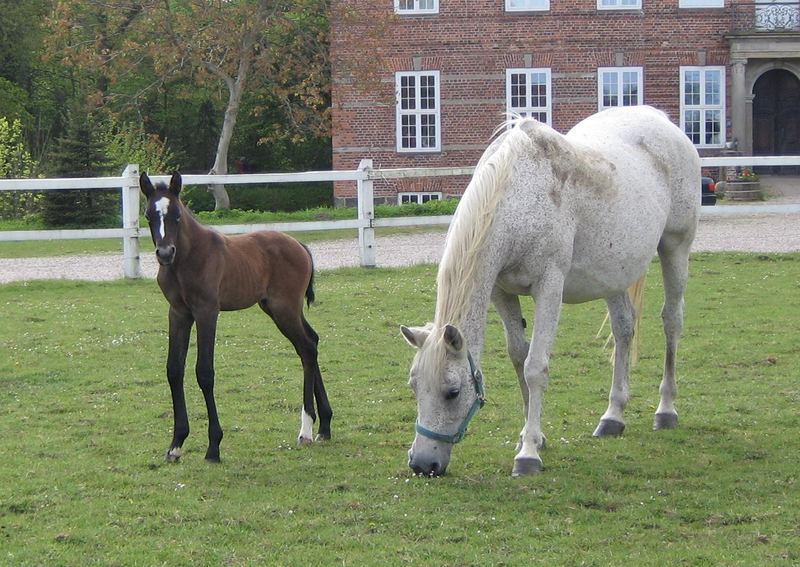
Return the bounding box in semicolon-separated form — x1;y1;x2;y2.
154;196;170;239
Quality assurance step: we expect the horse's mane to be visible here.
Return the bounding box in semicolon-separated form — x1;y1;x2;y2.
433;117;536;329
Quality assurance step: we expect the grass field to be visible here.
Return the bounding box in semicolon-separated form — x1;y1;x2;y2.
1;253;798;566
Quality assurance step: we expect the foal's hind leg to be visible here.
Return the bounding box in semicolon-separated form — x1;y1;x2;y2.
654;240;691;430
593;291;636;437
261;299;331;444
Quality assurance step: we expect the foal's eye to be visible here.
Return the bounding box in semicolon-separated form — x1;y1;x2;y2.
445;388;461;401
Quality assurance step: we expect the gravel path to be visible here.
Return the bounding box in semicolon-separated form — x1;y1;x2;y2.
1;210;799;283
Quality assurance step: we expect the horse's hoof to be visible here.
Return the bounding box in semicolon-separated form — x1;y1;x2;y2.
298;435;314;445
593;419;625;437
314;433;331;442
653;412;679;430
165;447;182;462
204;454;221;463
512;457;543;476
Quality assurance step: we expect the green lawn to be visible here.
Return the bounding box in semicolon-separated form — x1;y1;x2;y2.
1;254;798;565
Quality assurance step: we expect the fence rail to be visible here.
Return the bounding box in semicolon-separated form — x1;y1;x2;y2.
1;155;799;277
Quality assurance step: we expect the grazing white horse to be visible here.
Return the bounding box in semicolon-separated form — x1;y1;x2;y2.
401;106;700;476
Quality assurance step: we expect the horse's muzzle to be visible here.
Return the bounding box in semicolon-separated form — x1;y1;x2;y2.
155;244;176;265
408;444;449;477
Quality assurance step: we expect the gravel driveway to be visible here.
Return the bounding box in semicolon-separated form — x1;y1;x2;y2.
1;209;798;284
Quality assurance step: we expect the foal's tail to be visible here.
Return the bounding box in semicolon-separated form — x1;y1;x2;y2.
300;242;316;307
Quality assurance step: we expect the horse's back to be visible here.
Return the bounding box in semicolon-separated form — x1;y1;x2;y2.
218;231;313;311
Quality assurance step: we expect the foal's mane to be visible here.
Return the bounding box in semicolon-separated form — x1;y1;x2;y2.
433;117;537;330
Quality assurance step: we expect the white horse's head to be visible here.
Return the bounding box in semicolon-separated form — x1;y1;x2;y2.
401;323;485;476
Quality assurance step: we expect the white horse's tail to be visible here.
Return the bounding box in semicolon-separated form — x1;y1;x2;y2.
596;273;647;366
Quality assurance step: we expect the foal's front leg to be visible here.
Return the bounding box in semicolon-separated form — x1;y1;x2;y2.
166;307;193;462
194;308;224;462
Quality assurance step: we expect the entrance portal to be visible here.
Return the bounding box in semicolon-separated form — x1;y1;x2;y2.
753;69;800;157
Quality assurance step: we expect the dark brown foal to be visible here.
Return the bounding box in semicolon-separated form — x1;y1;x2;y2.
140;172;332;462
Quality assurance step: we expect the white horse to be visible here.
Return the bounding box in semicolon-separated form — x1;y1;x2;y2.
401;106;700;476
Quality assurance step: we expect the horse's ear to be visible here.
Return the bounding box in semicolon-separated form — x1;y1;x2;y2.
169;172;182;196
443;324;464;354
139;173;155;198
401;325;430;349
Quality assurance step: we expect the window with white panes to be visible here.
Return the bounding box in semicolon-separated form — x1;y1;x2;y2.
680;66;725;148
506;0;550;12
679;0;723;7
598;0;641;9
598;67;643;110
395;0;438;14
398;192;442;205
506;68;552;125
396;71;441;152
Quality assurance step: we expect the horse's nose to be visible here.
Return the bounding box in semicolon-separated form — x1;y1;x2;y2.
409;456;445;477
156;244;176;264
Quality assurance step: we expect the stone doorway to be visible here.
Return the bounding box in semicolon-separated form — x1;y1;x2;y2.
753;69;800;158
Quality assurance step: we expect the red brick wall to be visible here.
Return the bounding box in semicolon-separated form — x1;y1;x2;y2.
331;0;732;204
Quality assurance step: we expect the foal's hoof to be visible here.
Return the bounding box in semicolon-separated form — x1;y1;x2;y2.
298;435;314;445
593;419;625;437
165;447;182;462
653;412;679;430
314;433;331;442
512;457;543;477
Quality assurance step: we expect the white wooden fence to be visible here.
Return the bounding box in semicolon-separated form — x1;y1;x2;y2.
1;156;799;278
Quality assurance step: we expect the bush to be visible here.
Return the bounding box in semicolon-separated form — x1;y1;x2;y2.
182;182;333;213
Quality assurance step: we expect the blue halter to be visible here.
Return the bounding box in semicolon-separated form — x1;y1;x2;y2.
414;352;486;444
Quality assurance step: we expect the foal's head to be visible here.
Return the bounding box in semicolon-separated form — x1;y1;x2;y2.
140;172;184;266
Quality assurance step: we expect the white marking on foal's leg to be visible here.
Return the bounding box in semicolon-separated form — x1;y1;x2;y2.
298;408;314;444
167;447;182;461
155;196;170;239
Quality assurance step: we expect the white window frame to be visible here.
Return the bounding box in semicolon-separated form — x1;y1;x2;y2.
679;0;723;7
506;0;550;12
597;66;644;110
395;71;441;153
597;0;642;10
398;192;443;205
506;68;552;126
680;66;726;148
394;0;439;14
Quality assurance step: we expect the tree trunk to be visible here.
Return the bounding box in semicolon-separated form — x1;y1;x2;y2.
206;34;257;211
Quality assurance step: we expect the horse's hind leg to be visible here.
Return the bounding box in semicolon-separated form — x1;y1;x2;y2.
261;299;331;443
654;240;691;430
593;291;636;437
304;317;332;440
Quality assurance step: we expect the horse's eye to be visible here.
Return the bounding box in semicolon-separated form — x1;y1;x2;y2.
445;388;461;401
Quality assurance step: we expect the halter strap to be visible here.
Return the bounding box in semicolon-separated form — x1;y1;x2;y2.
415;352;486;444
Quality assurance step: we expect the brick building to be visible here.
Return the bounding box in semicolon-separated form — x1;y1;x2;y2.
331;0;800;206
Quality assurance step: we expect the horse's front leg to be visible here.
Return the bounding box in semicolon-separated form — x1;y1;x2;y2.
166;307;193;462
513;278;564;476
593;292;635;437
491;288;535;452
194;308;224;462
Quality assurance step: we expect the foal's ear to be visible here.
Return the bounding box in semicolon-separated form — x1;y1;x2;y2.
443;324;464;354
401;325;430;349
168;172;182;196
139;172;155;198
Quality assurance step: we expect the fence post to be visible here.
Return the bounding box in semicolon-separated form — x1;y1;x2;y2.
357;159;376;267
121;164;141;279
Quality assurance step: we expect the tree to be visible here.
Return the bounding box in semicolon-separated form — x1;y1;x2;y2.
40;109;116;228
47;0;332;210
0;116;38;220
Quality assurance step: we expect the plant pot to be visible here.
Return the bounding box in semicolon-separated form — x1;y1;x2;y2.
725;181;762;201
